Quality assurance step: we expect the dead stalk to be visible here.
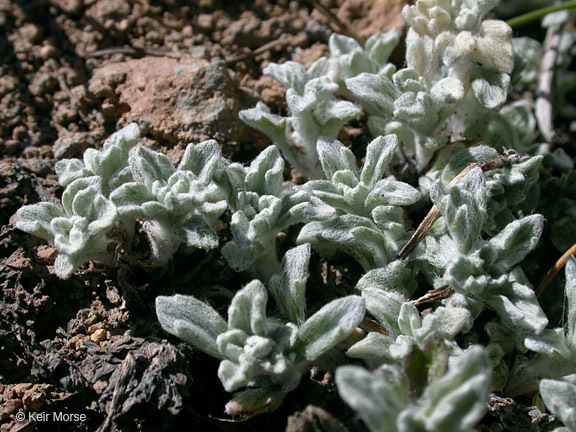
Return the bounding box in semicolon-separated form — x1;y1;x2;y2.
537;242;576;298
410;285;454;307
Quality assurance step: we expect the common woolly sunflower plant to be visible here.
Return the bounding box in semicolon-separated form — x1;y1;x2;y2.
12;0;576;429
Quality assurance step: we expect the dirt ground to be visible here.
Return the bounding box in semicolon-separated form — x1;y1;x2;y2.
0;1;562;431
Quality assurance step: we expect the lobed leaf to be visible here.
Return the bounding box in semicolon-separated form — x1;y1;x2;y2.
317;137;358;180
359;135;398;187
228;281;269;336
16;202;63;242
129;146;175;186
268;244;311;324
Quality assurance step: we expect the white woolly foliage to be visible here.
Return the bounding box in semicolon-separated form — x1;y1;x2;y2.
157;271;365;415
14;0;574;428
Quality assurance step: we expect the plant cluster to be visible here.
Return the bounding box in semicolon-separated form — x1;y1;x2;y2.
14;0;576;429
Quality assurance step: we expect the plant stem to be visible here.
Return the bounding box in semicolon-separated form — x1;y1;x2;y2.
537;242;576;298
506;1;576;28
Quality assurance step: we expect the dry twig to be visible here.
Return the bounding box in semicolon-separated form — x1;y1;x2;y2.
410;285;454;307
84;46;181;59
537;242;576;297
224;33;308;66
308;0;364;45
359;317;390;336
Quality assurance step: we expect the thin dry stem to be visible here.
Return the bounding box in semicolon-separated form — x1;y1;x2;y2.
359;317;390;336
309;0;364;45
410;285;454;307
537;242;576;298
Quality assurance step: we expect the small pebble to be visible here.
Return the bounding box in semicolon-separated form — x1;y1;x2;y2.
90;329;107;344
40;45;58;60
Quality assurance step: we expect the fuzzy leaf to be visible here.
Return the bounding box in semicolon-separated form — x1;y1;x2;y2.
487;214;544;271
318;216;389;271
471;70;510;109
392;68;422;92
156;294;227;359
397;303;422;338
225;386;289;417
264;61;307;94
317;137;358;180
409;346;491;432
366;179;421;207
228;281;269;336
361;288;405;336
356;261;414;296
432;168;487;254
393;91;434;121
524;329;572;359
110;182;157;218
365;30;400;66
129;146;175;186
55;159;91;187
346;332;394;364
178;140;222;183
239;103;288;147
87;195;117;233
173;216;219;250
54;253;78;279
336;365;408;432
486;280;548;334
360;135;398;187
268;244;311;324
430;77;464;104
245;146;284;197
540;377;576;431
104;122;140;151
296;296;365;361
346;73;398;116
61;177;101;216
16;202;63;242
329;33;362;57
